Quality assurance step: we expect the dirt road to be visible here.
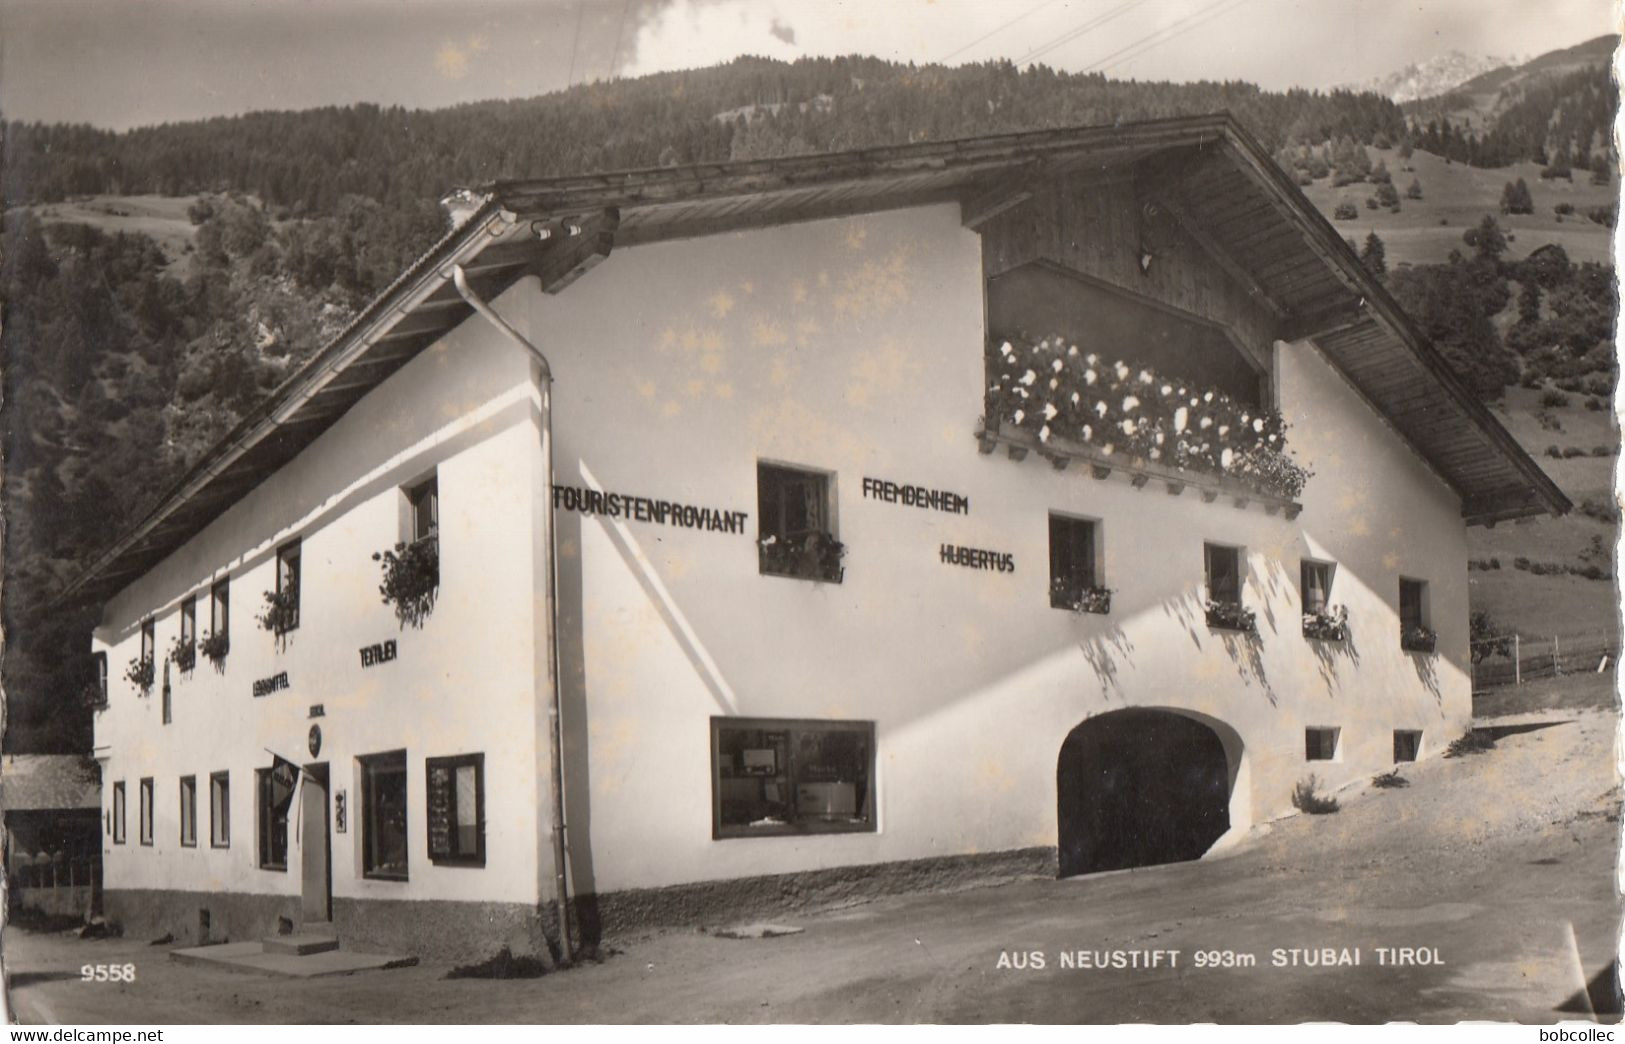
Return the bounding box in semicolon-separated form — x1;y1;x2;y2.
6;707;1619;1024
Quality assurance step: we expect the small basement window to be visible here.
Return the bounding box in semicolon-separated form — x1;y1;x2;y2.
1049;513;1107;613
1305;727;1340;762
361;750;409;880
139;777;154;845
712;718;875;839
112;781;126;844
210;771;230;848
757;462;843;583
1394;730;1422;763
426;753;484;866
256;767;289;870
179;776;197;847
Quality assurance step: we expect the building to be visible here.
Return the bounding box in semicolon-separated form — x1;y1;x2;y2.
63;114;1568;961
3;754;102;920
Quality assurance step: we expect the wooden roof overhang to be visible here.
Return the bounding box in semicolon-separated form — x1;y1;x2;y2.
61;114;1565;609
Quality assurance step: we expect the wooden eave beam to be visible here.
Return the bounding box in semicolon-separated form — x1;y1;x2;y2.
1280;299;1368;342
960;164;1041;229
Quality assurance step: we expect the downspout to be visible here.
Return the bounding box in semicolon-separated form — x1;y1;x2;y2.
450;262;573;965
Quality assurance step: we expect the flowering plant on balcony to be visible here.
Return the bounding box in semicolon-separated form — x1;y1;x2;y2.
168;634;196;674
1205;600;1258;634
1302;605;1349;642
256;587;299;636
1401;625;1438;653
759;530;845;583
198;629;230;667
1050;577;1113;615
374;535;439;629
987;336;1310;500
123;655;154;694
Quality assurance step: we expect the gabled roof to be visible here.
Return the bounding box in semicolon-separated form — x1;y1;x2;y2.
60;113;1568;606
1;755;101;813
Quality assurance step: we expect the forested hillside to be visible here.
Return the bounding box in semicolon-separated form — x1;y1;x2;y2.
0;51;1613;751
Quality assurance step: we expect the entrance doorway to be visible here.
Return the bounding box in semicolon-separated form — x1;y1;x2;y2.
300;763;331;923
1056;709;1233;878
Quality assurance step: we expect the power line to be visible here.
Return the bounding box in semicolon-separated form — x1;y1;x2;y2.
1082;0;1252;75
566;0;585;88
1015;0;1148;68
940;0;1063;63
607;0;631;81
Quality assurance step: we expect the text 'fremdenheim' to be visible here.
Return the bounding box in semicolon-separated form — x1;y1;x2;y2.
861;476;969;515
552;484;749;535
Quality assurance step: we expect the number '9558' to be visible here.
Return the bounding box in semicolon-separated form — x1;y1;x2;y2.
81;964;136;982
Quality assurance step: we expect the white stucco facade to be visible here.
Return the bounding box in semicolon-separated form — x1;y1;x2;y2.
91;200;1473;952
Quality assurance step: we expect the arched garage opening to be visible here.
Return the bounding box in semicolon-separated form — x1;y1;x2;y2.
1056;709;1239;878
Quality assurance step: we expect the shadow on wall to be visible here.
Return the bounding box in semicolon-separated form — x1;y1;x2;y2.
1410;647;1442;704
1165;590;1277;707
1077;626;1136;702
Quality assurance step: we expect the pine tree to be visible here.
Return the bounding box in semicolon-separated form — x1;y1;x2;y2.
1405;177;1423;200
1360;232;1387;277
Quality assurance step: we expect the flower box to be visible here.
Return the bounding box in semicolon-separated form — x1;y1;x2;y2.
199;629;230;667
169;635;196;673
987;336;1310;502
1205;600;1257;634
124;655;154;694
759;531;845;584
1302;606;1349;642
81;680;108;710
1401;626;1437;654
257;587;299;636
375;535;439;629
1050;580;1112;615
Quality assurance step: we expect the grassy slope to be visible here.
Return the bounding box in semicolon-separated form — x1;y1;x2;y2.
27;195;201;275
1300;147;1616;267
1469;386;1618;641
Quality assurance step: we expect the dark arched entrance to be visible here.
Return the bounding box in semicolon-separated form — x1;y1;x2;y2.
1057;709;1232;878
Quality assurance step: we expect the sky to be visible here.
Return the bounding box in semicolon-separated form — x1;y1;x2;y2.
0;0;1616;131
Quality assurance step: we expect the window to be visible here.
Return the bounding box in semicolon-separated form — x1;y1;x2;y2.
425;754;484;866
361;751;409;880
112;782;126;844
1301;561;1332;614
712;718;876;839
210;578;230;642
1394;730;1422;763
139;778;154;845
210;772;230;848
1205;544;1242;605
92;652;108;706
180;596;196;649
140;619;155;665
407;476;439;543
1204;543;1252;631
179;776;197;847
275;540;301;633
256;767;289;870
1305;727;1340;761
757;462;842;583
1049;513;1106;613
1399;578;1433;651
